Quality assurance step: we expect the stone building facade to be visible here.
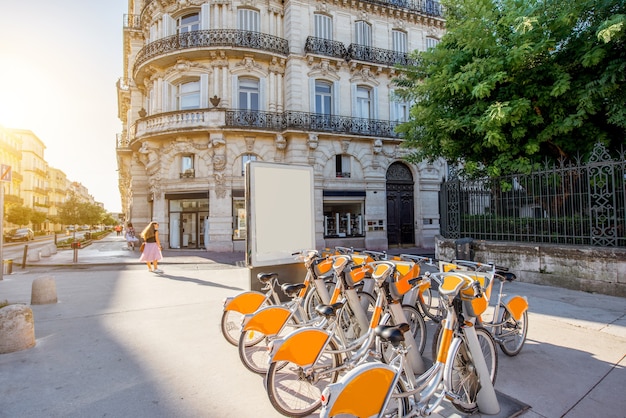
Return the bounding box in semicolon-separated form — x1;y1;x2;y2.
117;0;446;252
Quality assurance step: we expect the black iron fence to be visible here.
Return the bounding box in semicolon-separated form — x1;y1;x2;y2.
440;143;626;247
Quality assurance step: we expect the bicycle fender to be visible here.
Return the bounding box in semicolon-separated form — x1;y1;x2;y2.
321;362;397;418
270;327;330;366
503;295;528;321
242;306;291;335
223;291;266;313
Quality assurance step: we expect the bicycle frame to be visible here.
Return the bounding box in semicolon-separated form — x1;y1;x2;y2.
320;271;500;418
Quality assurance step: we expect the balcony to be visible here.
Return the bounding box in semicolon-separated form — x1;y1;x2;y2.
134;109;225;140
4;194;23;205
361;0;444;17
304;37;347;60
225;110;402;138
346;44;418;67
134;29;289;73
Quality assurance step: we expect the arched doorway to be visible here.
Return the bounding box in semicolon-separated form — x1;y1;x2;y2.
386;162;415;247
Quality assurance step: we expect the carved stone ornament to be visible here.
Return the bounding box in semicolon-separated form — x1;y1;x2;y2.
373;139;383;154
308;134;319;150
275;134;287;150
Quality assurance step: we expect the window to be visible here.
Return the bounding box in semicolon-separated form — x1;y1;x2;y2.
233;198;246;240
426;37;440;50
355;21;372;46
242;153;257;176
181;155;194;178
238;8;260;32
336;155;351;178
392;30;407;53
323;200;364;237
178;13;200;34
355;86;372;119
315;80;332;115
315;14;332;40
177;81;200;110
238;77;259;111
390;90;410;122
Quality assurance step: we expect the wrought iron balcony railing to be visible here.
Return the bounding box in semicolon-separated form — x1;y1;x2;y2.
381;0;443;16
346;44;418;67
225;110;401;138
305;36;347;60
134;29;289;70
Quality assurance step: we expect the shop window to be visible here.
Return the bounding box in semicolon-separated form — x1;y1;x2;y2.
336;154;351;178
323;201;364;237
233;197;246;240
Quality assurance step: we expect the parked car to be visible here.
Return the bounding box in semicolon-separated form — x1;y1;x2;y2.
5;228;35;242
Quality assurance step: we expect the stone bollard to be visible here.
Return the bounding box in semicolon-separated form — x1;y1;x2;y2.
27;250;41;262
31;276;57;305
41;246;51;257
0;304;36;354
49;244;58;255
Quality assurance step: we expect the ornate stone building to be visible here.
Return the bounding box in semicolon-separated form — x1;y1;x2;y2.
117;0;446;252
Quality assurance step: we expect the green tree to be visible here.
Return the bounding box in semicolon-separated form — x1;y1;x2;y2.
6;205;32;227
396;0;625;177
30;211;47;231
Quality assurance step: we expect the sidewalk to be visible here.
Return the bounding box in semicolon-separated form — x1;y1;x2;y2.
1;234;625;417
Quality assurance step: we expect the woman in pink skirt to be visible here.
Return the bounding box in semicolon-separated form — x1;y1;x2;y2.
139;221;163;273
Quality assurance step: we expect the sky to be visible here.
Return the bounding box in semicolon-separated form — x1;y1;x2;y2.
0;0;128;213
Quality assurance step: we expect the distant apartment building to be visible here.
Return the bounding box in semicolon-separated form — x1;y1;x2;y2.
116;0;446;251
0;126;99;232
0;126;23;208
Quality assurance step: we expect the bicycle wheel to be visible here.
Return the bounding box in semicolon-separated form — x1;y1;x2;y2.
303;281;335;320
418;287;445;323
497;305;528;356
338;291;376;343
377;305;427;365
380;382;411;417
220;309;245;346
238;320;297;375
445;327;498;414
266;338;342;417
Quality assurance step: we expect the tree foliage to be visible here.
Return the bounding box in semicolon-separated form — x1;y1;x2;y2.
6;205;32;227
57;193;106;227
395;0;625;177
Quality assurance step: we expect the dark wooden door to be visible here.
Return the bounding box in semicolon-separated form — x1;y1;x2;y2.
386;163;415;247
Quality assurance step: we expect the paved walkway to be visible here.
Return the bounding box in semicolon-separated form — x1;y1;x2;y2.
0;234;624;417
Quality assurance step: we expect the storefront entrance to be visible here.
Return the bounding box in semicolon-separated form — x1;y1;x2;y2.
167;194;209;249
386;162;415;247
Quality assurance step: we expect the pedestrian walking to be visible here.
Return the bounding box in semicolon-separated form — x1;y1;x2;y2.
125;222;139;250
139;221;163;273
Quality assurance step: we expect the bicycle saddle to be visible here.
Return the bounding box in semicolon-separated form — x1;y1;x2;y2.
280;283;306;297
375;323;410;346
257;272;279;283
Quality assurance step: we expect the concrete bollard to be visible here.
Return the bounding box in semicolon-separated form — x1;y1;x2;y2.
49;244;58;255
0;304;36;354
41;246;51;257
27;250;41;262
31;276;57;305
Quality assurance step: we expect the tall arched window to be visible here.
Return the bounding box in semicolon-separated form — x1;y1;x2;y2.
355;21;372;46
315;80;333;115
177;80;200;110
178;13;200;33
355;86;372;118
314;14;332;40
238;77;259;110
238;8;260;31
392;30;407;53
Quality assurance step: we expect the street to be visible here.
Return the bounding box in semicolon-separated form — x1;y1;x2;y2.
0;235;625;418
